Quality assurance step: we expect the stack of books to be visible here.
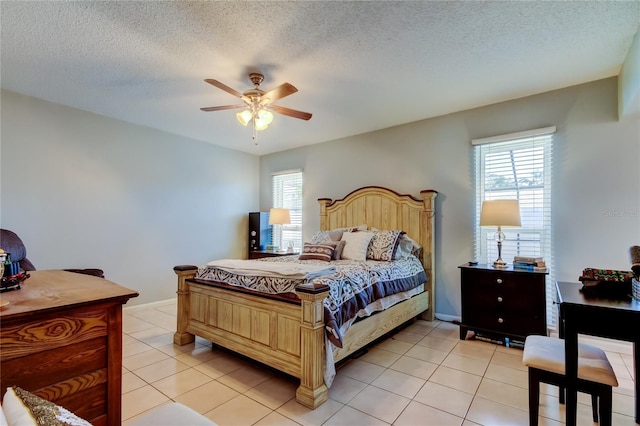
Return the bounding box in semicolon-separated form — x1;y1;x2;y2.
513;256;547;272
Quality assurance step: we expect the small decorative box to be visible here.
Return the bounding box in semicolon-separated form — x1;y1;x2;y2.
632;278;640;301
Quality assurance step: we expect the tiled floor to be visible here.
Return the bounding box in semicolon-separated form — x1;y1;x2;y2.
121;299;637;425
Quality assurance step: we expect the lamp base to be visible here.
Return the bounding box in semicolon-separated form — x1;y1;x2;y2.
493;258;507;268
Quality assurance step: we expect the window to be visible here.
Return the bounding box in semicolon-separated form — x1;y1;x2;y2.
272;170;303;250
473;126;556;326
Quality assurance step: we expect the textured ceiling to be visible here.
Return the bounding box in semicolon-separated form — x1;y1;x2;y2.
1;1;639;155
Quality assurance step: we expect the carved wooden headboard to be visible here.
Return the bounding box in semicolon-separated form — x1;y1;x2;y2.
317;186;438;313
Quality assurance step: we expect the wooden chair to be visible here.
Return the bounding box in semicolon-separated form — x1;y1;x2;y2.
522;335;618;426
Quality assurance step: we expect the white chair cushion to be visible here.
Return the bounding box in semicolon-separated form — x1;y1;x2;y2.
523;335;618;387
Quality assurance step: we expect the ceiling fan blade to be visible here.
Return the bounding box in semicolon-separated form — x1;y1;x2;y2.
200;104;244;112
204;79;244;98
270;105;312;121
261;83;298;104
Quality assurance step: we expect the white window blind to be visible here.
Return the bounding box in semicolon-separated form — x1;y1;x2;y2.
473;126;556;327
272;170;303;250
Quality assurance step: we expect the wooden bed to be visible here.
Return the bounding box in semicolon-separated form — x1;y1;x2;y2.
173;186;437;409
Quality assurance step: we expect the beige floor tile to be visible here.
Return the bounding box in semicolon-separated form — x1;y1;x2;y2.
128;326;172;342
392;329;426;344
405;345;449;364
450;340;497;361
327;373;367;404
402;321;436;336
413;381;474;418
155;340;203;357
416;334;459;352
336;359;385;384
204;394;272;426
358;347;402;367
174;344;221;367
465;396;529;426
121;385;170;421
475;378;529;411
216;363;274;393
389;355;438;380
373;337;414;354
133;357;191;383
442;353;490;376
120;300;636;426
193;352;246;379
371;368;426;399
346;385;410;423
490;350;528;371
244;375;297;409
483;363;528;389
174;380;240;414
122;315;157;334
152;368;214;398
276;397;344;426
123;339;154;357
123;348;171;370
324;405;389;425
253;411;301;426
429;366;482;395
122;371;147;394
394;400;464;426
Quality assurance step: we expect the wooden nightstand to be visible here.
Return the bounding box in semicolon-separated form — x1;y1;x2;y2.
249;250;300;259
459;263;547;345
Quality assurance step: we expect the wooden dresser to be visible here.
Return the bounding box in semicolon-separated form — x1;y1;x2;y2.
459;263;547;345
0;270;138;426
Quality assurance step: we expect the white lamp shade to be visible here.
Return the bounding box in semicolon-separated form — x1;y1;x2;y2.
480;200;521;227
269;208;290;225
236;110;252;126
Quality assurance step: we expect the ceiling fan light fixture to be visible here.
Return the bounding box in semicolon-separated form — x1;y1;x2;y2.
236;109;252;126
257;109;274;125
254;118;270;131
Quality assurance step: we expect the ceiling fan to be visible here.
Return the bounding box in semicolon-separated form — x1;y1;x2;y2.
201;73;312;141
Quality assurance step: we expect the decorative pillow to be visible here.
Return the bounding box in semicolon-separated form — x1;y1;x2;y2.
340;231;374;261
298;243;335;262
310;230;344;244
2;386;91;426
320;240;346;260
395;234;423;259
367;230;404;261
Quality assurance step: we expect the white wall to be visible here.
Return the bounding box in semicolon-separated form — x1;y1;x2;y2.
260;77;640;319
1;90;260;305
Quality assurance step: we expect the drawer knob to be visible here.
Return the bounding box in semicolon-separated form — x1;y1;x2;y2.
497;296;503;302
498;317;504;323
496;278;503;284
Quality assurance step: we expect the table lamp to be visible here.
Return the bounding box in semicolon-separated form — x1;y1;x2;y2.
269;208;290;252
480;199;521;268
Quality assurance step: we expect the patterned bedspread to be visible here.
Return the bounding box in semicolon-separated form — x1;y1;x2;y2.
195;255;427;347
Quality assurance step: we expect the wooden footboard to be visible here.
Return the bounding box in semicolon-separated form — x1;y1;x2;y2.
173;265;330;409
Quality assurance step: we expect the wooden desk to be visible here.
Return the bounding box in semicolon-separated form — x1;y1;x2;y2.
0;270;138;426
556;281;640;425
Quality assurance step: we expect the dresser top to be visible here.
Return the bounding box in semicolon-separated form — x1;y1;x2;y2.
0;270;138;319
458;263;549;274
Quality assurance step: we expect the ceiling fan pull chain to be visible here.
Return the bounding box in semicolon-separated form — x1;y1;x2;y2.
252;119;258;145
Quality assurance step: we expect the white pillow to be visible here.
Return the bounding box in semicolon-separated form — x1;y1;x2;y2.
340;231;374;261
2;387;91;426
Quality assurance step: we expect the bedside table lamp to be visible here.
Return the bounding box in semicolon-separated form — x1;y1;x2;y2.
480;200;521;268
269;208;290;252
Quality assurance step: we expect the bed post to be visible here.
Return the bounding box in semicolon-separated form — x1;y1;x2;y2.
173;265;198;345
420;190;437;322
295;284;330;409
318;198;330;231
